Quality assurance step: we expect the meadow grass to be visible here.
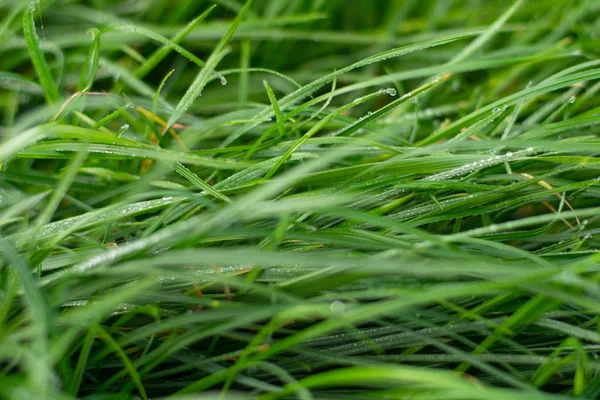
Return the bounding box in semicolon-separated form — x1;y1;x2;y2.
1;0;600;398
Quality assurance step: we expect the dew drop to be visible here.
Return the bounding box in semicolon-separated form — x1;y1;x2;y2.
87;28;100;39
36;0;46;40
506;152;513;157
220;75;228;85
162;196;173;201
568;96;576;104
330;300;345;316
492;107;501;113
526;147;534;152
116;124;129;137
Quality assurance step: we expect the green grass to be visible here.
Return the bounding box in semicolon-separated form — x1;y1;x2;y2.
1;0;600;398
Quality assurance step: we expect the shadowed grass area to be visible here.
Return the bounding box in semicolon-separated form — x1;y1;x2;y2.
1;0;600;398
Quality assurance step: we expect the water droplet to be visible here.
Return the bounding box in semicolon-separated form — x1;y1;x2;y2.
411;97;418;104
116;124;129;137
380;87;397;96
220;75;227;85
36;0;46;40
162;196;173;201
569;96;576;104
584;234;592;239
492;107;501;113
506;152;513;157
526;147;534;152
330;300;345;316
87;28;100;39
366;111;373;116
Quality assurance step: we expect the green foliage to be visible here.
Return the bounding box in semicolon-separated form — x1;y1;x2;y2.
1;0;600;398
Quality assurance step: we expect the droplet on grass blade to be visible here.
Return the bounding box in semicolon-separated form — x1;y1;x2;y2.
330;300;345;316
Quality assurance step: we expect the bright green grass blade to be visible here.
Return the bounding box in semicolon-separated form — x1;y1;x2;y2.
33;149;88;230
171;161;231;203
68;326;96;396
22;1;60;104
165;0;253;132
134;5;216;80
263;79;285;138
78;28;101;91
449;0;524;64
95;324;148;400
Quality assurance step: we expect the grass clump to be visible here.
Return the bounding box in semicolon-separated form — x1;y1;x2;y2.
1;0;600;398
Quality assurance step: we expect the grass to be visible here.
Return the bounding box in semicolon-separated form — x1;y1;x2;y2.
1;0;600;398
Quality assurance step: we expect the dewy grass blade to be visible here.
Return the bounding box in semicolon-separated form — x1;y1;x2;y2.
32;148;88;229
22;1;60;104
134;5;216;80
171;161;231;203
264;90;387;179
448;0;524;64
420;68;600;145
165;0;253;132
94;324;149;400
78;28;101;92
100;25;206;71
263;79;285;139
221;32;477;146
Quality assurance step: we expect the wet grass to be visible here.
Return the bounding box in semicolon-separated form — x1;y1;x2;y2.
1;0;600;398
